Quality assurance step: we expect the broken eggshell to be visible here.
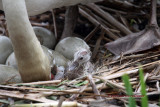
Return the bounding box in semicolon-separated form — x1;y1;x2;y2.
42;45;69;67
33;26;56;49
0;36;13;64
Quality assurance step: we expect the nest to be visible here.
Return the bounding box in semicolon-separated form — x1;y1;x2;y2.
0;0;160;106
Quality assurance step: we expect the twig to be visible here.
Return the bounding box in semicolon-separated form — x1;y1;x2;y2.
84;25;100;42
70;81;89;101
12;80;61;86
95;76;125;92
58;96;65;107
0;87;114;98
0;89;55;103
156;81;160;91
88;74;102;100
99;5;127;14
0;84;108;96
13;102;84;107
86;3;132;35
102;68;139;80
103;37;112;42
51;9;58;39
92;29;105;59
103;0;140;10
79;7;119;40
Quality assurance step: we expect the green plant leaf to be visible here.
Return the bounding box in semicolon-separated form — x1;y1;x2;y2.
75;80;88;87
122;74;136;107
0;99;9;104
56;80;69;86
34;85;64;90
139;67;148;107
130;19;137;25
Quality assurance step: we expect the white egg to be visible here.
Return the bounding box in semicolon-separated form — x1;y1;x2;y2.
55;37;90;60
0;65;22;84
0;36;13;64
33;27;56;49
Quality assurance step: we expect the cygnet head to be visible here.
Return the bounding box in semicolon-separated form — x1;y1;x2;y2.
73;48;91;64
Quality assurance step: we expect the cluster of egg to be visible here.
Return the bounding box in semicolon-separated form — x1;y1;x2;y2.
0;27;90;84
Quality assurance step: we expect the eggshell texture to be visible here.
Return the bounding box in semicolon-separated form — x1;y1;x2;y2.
55;37;90;60
0;36;13;64
0;65;22;84
33;27;56;49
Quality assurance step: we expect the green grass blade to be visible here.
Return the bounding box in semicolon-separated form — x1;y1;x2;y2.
122;74;136;107
139;67;148;107
75;80;88;87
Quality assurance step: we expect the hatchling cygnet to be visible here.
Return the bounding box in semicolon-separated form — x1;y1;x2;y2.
55;37;93;80
64;48;94;80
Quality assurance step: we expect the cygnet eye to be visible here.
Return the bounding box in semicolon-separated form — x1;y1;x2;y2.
79;57;83;60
